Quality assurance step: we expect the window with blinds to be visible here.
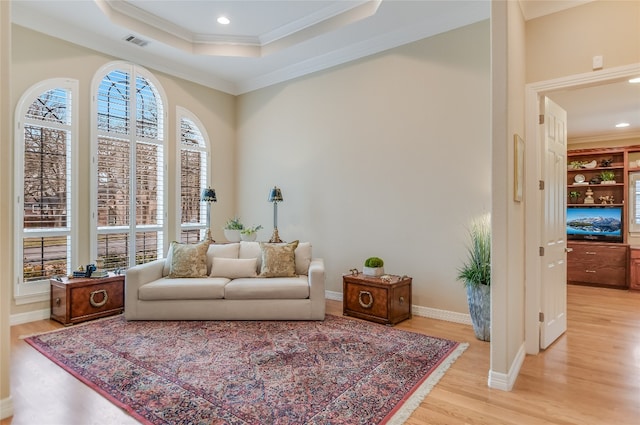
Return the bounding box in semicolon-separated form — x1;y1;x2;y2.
629;173;640;233
179;112;209;243
17;82;75;288
95;66;165;269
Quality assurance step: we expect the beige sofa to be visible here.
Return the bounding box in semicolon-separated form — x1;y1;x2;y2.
124;241;325;321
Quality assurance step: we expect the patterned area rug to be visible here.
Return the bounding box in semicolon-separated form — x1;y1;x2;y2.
25;314;466;425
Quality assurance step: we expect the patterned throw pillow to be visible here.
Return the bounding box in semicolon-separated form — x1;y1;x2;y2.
259;240;299;277
168;240;209;278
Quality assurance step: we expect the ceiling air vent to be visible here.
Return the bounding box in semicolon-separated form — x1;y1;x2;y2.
123;34;149;47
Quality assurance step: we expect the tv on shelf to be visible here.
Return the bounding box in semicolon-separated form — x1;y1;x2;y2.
566;206;623;243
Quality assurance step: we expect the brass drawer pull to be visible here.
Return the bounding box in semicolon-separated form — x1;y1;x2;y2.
89;289;108;308
358;291;374;309
399;296;405;304
585;270;597;273
585;252;597;255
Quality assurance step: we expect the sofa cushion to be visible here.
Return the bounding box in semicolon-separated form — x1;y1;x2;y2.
295;242;312;275
139;277;228;300
224;277;310;300
163;242;239;276
209;257;258;279
167;240;209;278
206;243;240;274
259;241;299;277
239;241;262;272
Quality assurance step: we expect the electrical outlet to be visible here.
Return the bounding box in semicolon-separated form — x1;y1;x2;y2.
592;55;603;70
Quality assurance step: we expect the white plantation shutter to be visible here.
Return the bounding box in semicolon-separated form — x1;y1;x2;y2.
94;64;166;269
178;111;209;243
629;173;640;233
15;79;78;299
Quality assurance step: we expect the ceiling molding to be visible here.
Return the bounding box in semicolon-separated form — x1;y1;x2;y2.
100;0;381;58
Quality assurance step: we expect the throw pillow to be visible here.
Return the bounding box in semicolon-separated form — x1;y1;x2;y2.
210;257;258;279
167;240;209;278
259;240;299;278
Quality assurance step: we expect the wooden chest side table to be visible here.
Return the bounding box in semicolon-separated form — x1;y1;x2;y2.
342;273;412;326
50;273;125;325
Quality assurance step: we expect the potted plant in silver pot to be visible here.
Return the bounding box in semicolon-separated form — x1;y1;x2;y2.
457;216;491;341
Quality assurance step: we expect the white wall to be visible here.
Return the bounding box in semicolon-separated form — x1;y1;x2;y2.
237;21;491;314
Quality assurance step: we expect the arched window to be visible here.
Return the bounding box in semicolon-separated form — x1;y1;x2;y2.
14;79;78;301
92;63;166;270
177;107;210;242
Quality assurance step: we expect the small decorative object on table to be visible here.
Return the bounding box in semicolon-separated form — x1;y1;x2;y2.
343;272;412;326
362;257;384;277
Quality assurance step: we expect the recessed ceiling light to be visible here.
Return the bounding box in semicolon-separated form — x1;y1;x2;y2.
616;122;630;128
629;77;640;84
217;16;230;25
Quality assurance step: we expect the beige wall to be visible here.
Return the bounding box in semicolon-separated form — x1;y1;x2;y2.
489;0;527;387
9;26;237;316
237;21;491;314
526;0;640;83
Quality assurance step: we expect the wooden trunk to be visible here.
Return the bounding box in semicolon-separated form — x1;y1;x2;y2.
50;274;125;325
342;273;412;326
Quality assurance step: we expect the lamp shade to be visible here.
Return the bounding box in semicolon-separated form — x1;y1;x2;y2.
201;187;217;203
268;186;283;202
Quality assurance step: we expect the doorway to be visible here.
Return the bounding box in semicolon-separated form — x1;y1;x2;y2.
524;63;640;355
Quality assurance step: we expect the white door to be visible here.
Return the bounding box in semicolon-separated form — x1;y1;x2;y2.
540;96;568;349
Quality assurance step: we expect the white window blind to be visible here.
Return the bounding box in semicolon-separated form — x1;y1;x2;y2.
179;113;208;243
15;80;77;302
95;66;165;269
629;172;640;233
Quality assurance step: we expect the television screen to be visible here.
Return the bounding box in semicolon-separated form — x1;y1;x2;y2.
566;206;623;242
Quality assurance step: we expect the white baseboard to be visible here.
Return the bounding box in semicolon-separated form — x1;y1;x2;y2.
10;308;50;326
0;395;13;420
325;290;343;301
324;291;472;325
488;342;525;391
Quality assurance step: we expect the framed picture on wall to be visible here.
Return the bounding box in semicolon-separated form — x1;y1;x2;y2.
514;134;524;202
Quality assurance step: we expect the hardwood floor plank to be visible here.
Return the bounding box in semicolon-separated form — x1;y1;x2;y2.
2;284;639;424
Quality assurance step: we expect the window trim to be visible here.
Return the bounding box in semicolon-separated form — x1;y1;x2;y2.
175;106;211;240
13;78;79;304
90;61;169;266
629;172;640;233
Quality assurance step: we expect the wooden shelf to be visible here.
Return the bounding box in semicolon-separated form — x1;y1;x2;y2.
567;203;624;207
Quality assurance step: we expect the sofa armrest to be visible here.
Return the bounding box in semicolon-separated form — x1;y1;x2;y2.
308;258;326;319
124;258;165;319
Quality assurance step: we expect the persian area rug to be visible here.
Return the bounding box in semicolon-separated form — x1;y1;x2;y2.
25;314;467;425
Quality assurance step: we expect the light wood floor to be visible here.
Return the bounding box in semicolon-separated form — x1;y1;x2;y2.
3;284;639;425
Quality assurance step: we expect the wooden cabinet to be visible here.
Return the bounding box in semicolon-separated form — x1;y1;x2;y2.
50;274;125;325
629;248;640;291
567;242;628;289
343;273;412;326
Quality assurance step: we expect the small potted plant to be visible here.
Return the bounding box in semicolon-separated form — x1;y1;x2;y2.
569;190;581;204
363;257;384;277
240;225;263;241
599;170;616;184
223;217;244;242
